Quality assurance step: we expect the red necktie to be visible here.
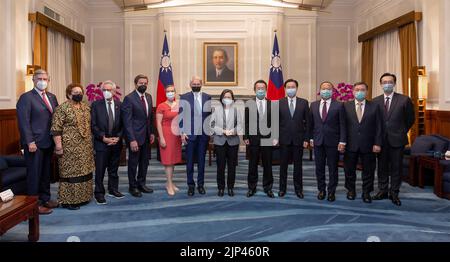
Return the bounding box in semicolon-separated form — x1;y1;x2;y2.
141;95;148;116
321;101;328;122
41;92;53;113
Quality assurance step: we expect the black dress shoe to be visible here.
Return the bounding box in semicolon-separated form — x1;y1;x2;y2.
95;195;107;205
218;189;224;197
187;186;195;196
138;185;154;194
228;188;234;197
266;190;275;198
197;186;206;195
278;191;286;198
295;191;304;199
108;190;125;199
317;191;326;200
327;193;336;202
63;204;80;210
129;188;142;198
362;193;372;203
347;191;356;201
372;191;389;200
246;189;256;197
390;194;402;206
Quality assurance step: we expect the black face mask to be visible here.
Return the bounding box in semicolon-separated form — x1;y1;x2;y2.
72;94;83;103
137;85;147;93
191;85;201;93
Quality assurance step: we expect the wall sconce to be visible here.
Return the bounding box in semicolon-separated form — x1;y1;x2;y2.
25;65;41;91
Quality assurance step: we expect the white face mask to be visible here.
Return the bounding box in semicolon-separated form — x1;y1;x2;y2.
103;90;113;100
166;92;175;100
222;98;233;106
36;80;48;91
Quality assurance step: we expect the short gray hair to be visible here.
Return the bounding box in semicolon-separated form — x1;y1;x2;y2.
101;80;116;90
190;76;202;85
33;69;49;80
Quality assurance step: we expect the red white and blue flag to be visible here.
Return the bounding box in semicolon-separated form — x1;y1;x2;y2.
156;34;174;106
267;33;285;101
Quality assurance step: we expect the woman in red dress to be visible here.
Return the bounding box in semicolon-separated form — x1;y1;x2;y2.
156;85;182;196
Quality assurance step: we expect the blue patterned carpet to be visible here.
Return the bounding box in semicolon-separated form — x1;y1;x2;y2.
2;151;450;242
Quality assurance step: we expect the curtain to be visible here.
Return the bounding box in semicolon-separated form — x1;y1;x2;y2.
372;29;403;98
72;40;81;84
361;40;374;99
399;22;418;97
47;29;73;103
33;24;48;70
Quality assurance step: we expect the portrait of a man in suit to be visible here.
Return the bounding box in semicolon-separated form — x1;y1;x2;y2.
204;43;238;85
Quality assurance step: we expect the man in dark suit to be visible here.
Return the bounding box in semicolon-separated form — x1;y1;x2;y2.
343;82;383;203
16;69;59;214
122;74;155;197
278;79;310;199
372;73;415;206
206;49;235;82
244;80;277;198
91;80;124;204
310;81;346;202
180;76;212;196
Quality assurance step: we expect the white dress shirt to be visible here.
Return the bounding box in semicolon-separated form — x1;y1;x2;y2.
193;91;202;111
216;68;224;78
136;90;149;116
105;99;115;121
35;87;53;111
256;98;267;115
288;97;297;111
384;92;394;111
319;98;331;119
355;99;366;118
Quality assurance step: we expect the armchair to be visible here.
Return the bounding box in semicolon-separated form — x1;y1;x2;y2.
0;155;27;195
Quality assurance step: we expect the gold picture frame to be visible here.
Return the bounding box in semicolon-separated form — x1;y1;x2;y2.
203;42;238;86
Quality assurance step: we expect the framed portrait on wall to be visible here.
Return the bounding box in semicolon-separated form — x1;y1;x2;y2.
203;42;238;86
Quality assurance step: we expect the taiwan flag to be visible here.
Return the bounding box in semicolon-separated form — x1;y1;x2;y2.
267;34;285;101
156;34;174;106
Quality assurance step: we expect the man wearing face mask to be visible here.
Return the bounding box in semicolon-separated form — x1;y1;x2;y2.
343;82;383;203
179;76;212;196
244;80;276;198
277;79;311;199
372;73;415;206
310;81;346;202
16;69;59;214
91;80;124;204
122;74;156;198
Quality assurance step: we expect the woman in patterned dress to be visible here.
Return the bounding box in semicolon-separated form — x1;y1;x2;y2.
52;83;95;210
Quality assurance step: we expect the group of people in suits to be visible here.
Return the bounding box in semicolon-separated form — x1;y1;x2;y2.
16;69;414;214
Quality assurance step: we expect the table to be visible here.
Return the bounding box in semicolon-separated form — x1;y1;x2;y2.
417;156;444;198
0;195;39;242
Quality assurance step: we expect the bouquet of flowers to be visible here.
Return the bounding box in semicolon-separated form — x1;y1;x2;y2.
86;82;122;102
333;83;354;102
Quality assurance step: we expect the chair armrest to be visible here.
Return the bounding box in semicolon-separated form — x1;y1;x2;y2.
3;156;26;167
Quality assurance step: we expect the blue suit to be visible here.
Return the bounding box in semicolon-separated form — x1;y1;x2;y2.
16;89;58;202
121;91;154;189
91;99;123;196
179;91;212;187
310;99;346;194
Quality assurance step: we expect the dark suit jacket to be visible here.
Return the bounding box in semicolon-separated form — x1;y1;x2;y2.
279;97;311;146
344;100;383;153
372;93;415;147
179;92;212;141
244;99;274;146
207;66;235;82
16;89;59;149
121;91;154;146
91;99;123;151
310;100;346;147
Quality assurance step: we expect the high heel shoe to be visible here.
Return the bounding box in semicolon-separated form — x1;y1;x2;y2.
173;185;180;192
166;185;175;196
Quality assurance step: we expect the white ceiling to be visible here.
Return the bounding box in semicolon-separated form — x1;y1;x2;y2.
111;0;337;11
